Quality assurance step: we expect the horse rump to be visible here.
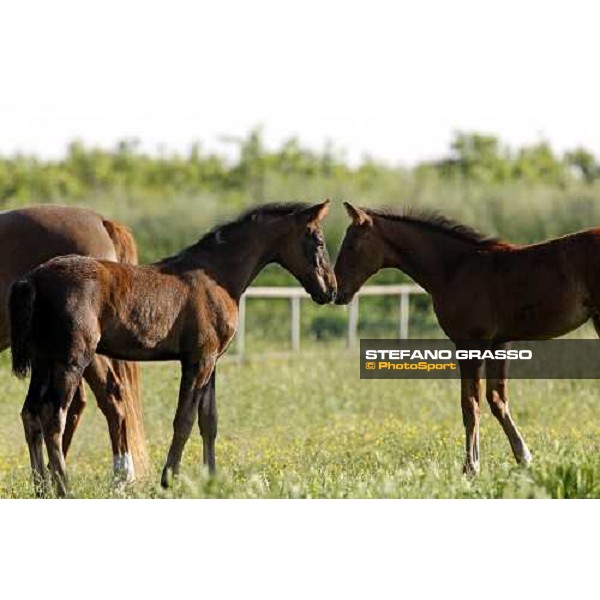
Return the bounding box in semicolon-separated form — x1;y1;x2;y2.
9;278;36;378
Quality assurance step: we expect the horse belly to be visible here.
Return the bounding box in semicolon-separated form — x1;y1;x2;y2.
504;293;590;340
99;304;182;360
97;326;181;361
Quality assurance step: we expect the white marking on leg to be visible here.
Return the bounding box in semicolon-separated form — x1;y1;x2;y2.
520;445;533;466
113;453;135;482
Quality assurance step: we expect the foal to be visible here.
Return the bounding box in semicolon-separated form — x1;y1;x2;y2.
0;205;146;481
335;202;600;475
10;201;336;495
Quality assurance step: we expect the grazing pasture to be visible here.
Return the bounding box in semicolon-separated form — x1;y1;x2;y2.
1;349;600;498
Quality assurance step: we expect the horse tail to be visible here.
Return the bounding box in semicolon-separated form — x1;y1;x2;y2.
111;359;149;477
102;218;138;264
9;278;36;379
102;218;149;477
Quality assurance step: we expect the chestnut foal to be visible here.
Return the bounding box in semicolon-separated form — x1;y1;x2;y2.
10;201;336;495
335;202;600;475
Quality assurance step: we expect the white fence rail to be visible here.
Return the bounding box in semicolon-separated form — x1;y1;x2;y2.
236;284;426;357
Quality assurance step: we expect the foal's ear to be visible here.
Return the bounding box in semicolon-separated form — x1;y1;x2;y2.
344;202;372;227
301;199;330;225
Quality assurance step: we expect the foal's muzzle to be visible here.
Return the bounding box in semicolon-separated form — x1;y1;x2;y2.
311;287;336;305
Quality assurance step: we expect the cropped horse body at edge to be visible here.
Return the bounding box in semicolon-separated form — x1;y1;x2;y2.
0;205;147;482
335;202;600;475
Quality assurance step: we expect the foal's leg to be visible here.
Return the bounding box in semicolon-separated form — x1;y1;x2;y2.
84;355;133;482
161;360;214;488
485;351;532;466
40;363;85;497
21;364;50;496
61;383;87;458
459;358;484;476
198;369;217;474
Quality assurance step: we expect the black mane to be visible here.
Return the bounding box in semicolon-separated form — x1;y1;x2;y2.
199;202;309;247
160;202;311;263
366;207;502;247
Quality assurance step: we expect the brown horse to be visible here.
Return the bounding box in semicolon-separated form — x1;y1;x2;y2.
10;201;336;495
0;205;147;481
335;202;600;475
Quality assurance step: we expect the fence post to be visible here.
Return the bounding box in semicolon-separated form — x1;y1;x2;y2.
233;285;423;357
237;295;247;357
347;296;359;347
291;296;301;351
399;291;409;339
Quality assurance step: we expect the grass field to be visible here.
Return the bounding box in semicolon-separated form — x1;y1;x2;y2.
2;349;600;499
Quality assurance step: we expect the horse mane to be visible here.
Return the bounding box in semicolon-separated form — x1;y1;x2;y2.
160;202;311;263
200;202;310;247
366;207;504;247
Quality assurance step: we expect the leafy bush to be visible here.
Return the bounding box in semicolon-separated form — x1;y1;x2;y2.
5;129;600;342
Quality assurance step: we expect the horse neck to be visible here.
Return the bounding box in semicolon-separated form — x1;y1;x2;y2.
170;223;282;301
376;217;481;294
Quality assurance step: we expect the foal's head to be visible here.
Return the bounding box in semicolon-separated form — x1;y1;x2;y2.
334;202;384;304
276;200;336;304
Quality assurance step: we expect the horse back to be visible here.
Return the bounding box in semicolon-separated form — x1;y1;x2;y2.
0;205;119;273
0;205;125;346
436;231;600;340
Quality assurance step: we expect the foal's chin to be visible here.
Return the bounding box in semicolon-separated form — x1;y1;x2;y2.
334;291;354;305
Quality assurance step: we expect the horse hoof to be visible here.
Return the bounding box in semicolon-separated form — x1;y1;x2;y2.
55;482;70;498
113;453;135;484
161;466;174;489
462;462;480;477
518;449;533;466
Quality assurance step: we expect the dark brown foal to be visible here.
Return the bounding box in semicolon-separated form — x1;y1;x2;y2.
10;201;336;496
333;203;600;474
0;205;147;483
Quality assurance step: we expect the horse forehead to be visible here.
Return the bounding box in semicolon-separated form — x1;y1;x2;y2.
342;224;362;241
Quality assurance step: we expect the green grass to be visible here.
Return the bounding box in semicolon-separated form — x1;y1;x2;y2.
2;349;600;498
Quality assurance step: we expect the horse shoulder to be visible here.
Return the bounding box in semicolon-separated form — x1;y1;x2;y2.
433;252;498;339
188;274;239;354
